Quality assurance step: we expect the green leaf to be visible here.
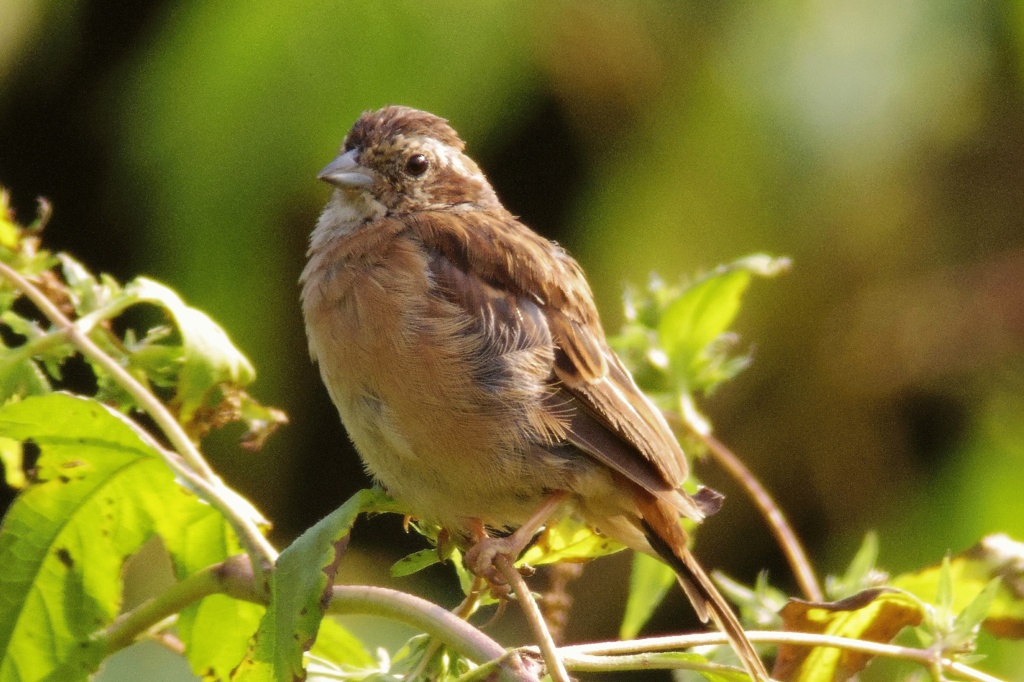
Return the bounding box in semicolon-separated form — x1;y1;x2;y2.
935;554;955;629
518;515;624;567
309;618;373;671
236;490;375;681
178;594;265;681
390;549;441;578
0;309;63;403
774;588;925;682
0;394;240;681
0;345;52;403
0;436;25;488
125;277;256;422
174;509;265;680
825;532;879;600
450;548;483;602
658;255;789;394
713;572;787;630
0;193;18;249
386;633;462;681
58;254;122;318
951;578;1001;644
891;534;1024;640
620;552;677;639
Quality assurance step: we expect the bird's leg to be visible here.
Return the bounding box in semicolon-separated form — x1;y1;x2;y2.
464;491;569;580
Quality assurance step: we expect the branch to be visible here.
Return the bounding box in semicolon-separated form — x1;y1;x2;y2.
98;550;1005;682
679;393;823;601
101;554;536;682
102;556;258;655
559;651;747;675
0;260;278;584
404;582;488;681
557;630;1006;682
495;556;570;682
329;585;539;682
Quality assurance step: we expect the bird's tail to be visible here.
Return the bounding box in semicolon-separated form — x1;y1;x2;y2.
637;494;770;682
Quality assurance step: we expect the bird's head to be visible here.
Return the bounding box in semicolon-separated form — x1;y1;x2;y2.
319;106;499;215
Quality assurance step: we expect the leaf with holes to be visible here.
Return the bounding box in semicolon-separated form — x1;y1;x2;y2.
0;393;243;681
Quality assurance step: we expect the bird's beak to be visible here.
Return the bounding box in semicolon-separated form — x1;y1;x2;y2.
318;149;375;189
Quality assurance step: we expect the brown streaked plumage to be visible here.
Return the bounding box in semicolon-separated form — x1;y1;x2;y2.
301;105;768;680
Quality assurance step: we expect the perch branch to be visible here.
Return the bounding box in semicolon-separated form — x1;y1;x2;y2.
494;555;570;682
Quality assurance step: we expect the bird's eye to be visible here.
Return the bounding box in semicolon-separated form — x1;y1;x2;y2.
404;154;429;177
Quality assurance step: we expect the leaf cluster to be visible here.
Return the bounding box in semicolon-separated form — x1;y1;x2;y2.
0;192;285;447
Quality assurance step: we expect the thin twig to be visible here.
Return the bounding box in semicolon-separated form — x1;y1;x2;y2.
679;394;822;601
560;651;747;675
701;431;822;601
494;555;571;682
557;630;1005;682
0;261;278;583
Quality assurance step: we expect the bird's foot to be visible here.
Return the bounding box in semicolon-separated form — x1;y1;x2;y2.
464;534;525;583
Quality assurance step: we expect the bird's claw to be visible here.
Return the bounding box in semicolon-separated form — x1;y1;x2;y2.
464;535;520;582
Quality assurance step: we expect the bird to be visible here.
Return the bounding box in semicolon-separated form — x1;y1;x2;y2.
300;105;769;680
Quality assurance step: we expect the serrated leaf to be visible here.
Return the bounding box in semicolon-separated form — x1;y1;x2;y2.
0;394;241;681
0;350;51;403
125;277;255;423
0;310;44;339
773;588;925;682
891;534;1024;639
236;490;375;681
0;310;63;402
620;552;676;639
657;255;789;394
59;253;121;316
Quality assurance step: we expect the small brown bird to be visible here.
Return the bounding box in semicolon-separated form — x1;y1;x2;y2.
301;106;768;680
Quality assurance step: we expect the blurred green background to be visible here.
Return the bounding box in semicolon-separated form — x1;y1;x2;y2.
2;1;1023;679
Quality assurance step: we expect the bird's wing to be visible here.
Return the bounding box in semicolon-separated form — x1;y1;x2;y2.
408;210;707;519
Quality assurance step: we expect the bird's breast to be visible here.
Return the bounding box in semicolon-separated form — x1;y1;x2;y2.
301;223;573;530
